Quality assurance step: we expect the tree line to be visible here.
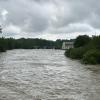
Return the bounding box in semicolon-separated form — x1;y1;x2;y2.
0;37;74;52
65;35;100;65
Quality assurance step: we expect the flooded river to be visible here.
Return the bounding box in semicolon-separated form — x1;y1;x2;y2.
0;49;100;100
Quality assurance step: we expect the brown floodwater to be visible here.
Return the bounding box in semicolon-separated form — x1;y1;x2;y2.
0;49;100;100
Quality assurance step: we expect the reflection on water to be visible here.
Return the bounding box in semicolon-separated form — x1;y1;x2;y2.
0;49;100;100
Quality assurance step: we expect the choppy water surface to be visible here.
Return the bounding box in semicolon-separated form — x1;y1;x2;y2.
0;49;100;100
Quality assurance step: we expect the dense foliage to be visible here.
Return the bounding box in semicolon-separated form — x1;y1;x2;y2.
74;35;91;48
82;49;100;64
65;35;100;65
0;37;73;52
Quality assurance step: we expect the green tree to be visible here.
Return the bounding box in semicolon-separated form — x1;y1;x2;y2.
74;35;91;48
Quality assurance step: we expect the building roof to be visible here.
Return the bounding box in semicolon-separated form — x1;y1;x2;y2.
64;42;74;45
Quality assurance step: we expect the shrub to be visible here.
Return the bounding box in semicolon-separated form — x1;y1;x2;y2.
82;49;100;64
65;35;100;65
65;47;88;59
65;48;72;57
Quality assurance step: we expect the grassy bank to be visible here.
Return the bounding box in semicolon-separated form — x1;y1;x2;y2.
65;35;100;65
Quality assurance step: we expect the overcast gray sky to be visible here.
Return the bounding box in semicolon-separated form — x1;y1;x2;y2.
0;0;100;40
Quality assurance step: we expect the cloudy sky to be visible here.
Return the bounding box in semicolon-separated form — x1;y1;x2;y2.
0;0;100;40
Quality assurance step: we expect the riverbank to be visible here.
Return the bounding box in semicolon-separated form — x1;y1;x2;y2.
65;35;100;65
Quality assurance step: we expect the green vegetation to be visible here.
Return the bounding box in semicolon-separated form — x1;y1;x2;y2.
0;37;73;52
0;38;54;51
82;49;100;64
65;35;100;65
74;35;91;48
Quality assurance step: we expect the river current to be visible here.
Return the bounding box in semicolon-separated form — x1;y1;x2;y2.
0;49;100;100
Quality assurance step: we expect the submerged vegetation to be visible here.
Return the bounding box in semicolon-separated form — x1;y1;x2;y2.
65;35;100;65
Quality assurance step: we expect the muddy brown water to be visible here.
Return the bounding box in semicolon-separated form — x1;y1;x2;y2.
0;49;100;100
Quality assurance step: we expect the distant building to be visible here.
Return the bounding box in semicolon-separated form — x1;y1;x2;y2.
62;42;74;49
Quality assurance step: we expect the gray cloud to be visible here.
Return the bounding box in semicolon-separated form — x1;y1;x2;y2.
0;0;100;40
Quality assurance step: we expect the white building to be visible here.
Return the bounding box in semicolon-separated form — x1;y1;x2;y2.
62;42;74;49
